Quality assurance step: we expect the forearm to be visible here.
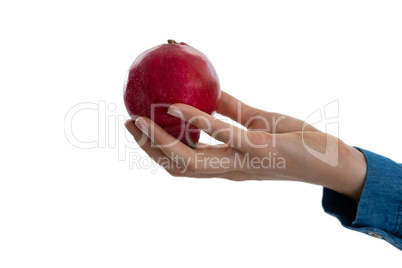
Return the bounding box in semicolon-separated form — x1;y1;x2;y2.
278;133;367;200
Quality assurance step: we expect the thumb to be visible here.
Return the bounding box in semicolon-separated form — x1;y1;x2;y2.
217;91;318;133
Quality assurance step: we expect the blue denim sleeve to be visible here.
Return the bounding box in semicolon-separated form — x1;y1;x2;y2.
322;148;402;250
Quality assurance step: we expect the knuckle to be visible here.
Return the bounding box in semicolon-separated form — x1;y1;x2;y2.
213;129;229;143
188;116;205;128
189;116;200;127
184;160;199;175
246;132;271;149
167;169;182;177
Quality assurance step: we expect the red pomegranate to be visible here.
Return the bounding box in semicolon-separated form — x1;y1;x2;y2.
124;40;221;147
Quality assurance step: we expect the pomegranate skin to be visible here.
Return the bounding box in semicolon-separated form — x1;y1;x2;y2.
124;40;221;147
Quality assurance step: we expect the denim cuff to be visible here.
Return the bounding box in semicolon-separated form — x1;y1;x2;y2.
322;148;402;250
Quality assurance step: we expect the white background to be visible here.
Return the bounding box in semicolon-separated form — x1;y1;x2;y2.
1;0;401;267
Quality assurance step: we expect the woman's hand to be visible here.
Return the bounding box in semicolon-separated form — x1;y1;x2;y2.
125;91;367;200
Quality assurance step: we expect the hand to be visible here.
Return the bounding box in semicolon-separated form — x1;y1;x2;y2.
125;91;367;200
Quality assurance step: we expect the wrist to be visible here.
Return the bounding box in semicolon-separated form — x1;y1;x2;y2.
317;140;367;201
334;145;367;200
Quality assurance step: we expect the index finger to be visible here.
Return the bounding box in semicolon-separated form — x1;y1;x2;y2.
217;91;256;126
168;103;253;151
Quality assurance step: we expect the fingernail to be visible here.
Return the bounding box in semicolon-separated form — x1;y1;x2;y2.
135;117;148;136
167;106;182;118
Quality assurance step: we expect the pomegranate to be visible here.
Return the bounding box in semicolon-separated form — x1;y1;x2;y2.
124;40;221;147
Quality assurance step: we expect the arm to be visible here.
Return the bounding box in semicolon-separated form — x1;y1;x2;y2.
125;90;402;250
